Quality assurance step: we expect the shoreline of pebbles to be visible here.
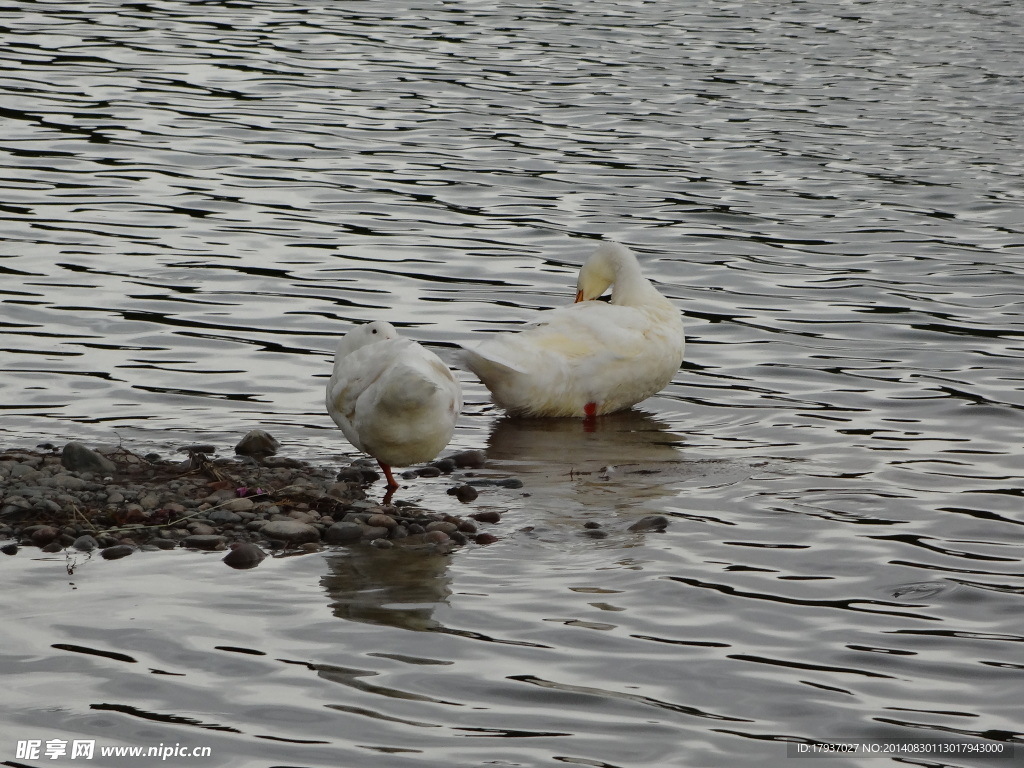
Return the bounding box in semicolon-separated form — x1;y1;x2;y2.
0;431;506;569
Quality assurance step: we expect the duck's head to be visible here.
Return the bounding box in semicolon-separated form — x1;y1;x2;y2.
337;320;400;355
575;242;634;302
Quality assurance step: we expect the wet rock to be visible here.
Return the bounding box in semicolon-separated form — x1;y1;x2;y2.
449;449;486;469
30;526;60;547
448;485;478;503
470;510;502;524
235;429;280;458
415;465;441;478
1;542;18;555
423;530;450;545
366;513;397;529
496;477;524;489
370;538;394;549
584;521;602;529
73;534;99;552
325;522;364;545
581;528;608;539
61;442;116;474
260;520;319;545
100;545;135;560
41;540;64;553
360;526;390;542
430;457;457;473
627;515;669;533
474;533;499;546
182;534;228;551
222;542;267;569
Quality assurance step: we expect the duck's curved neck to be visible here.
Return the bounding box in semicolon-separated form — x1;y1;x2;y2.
611;261;663;306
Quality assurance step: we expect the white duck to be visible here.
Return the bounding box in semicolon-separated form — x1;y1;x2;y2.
462;242;684;418
326;321;462;489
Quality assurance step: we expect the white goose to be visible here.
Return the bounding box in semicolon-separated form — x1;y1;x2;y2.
462;242;684;418
326;321;462;489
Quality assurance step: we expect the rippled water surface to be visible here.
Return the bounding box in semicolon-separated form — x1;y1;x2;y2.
2;0;1023;765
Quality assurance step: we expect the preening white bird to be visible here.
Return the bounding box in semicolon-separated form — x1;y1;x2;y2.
461;242;685;418
326;321;462;489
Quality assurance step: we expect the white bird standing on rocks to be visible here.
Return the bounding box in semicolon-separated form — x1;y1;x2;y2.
462;242;685;418
326;321;462;490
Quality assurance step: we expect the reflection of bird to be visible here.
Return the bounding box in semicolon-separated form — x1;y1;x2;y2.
326;321;462;489
462;242;685;418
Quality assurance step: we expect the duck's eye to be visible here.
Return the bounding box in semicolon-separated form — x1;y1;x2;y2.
371;328;377;334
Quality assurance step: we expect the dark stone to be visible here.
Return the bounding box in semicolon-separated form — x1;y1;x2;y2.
474;533;499;546
324;522;364;545
234;429;280;458
182;534;228;550
100;545;135;560
581;528;609;539
627;515;669;532
416;465;441;478
370;538;394;549
30;526;60;547
449;485;479;503
1;542;18;555
61;442;116;474
497;477;524;489
423;530;450;545
430;457;457;473
222;542;267;570
449;449;486;469
470;510;502;524
73;534;99;551
584;521;602;529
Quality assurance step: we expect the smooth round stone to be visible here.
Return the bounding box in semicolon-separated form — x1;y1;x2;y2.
1;543;18;555
260;520;319;544
450;485;478;503
30;526;60;547
415;466;441;478
366;513;397;529
496;477;524;489
222;497;255;512
474;533;499;546
325;522;364;545
423;530;450;545
222;542;267;570
100;545;135;560
72;534;99;552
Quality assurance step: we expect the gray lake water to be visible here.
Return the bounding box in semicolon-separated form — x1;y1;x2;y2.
2;0;1023;766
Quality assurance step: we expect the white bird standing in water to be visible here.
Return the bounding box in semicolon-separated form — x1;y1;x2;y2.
462;242;685;418
326;321;462;490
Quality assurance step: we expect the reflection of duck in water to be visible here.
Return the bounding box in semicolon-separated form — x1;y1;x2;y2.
485;409;691;509
322;547;452;632
326;321;462;491
462;242;685;419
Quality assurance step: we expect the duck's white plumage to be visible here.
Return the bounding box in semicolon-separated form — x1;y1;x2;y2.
326;321;462;488
462;242;684;418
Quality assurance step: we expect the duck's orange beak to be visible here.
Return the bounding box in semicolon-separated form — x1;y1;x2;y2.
574;290;585;303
